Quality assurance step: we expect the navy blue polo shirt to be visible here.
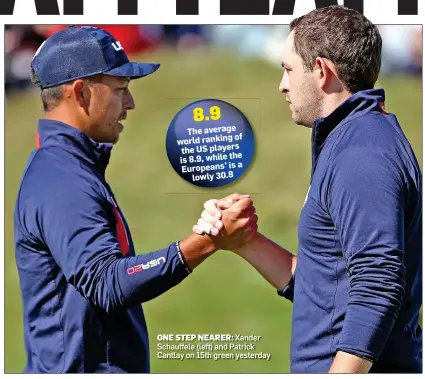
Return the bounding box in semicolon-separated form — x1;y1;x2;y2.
280;89;422;373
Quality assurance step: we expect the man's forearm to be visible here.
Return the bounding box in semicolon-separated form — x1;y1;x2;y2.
101;235;217;310
179;233;218;271
233;232;296;291
328;351;373;373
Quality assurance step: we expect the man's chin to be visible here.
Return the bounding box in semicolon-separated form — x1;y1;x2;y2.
291;113;303;125
109;124;123;144
109;134;120;144
291;116;312;129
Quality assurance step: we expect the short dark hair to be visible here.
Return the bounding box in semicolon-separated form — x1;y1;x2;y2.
289;5;382;94
30;67;65;112
30;68;102;112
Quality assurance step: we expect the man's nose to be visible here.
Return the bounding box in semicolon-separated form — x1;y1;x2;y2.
124;90;136;110
279;72;289;93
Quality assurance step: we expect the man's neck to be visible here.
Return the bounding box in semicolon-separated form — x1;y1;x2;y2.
321;90;353;119
45;108;86;135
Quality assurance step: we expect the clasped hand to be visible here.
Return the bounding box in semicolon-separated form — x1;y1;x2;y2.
193;193;258;250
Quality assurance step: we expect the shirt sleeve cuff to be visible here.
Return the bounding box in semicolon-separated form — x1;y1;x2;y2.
336;348;375;363
277;276;295;302
175;241;192;274
336;316;391;362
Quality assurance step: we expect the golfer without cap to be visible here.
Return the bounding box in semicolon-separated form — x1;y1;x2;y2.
194;6;422;374
14;25;257;373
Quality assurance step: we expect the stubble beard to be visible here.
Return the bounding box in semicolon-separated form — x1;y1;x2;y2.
292;84;323;129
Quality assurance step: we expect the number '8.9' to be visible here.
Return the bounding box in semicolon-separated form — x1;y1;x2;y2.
193;106;221;122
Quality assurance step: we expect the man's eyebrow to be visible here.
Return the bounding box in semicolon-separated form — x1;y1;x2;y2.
281;62;290;68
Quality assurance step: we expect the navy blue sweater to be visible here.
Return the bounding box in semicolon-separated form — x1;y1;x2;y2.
14;120;191;373
280;89;422;373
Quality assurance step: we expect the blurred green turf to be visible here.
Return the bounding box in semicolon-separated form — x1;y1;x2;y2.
4;47;423;373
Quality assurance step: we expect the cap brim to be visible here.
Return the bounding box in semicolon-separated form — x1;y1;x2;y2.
103;62;160;79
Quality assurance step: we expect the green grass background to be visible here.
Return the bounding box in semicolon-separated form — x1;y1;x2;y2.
5;47;423;373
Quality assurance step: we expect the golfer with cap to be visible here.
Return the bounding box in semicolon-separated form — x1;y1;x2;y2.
194;6;422;374
14;25;258;373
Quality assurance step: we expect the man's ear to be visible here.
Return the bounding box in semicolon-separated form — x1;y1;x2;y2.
72;79;91;112
315;57;338;90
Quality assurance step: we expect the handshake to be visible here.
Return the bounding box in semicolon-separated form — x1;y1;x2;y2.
180;192;294;292
191;193;258;251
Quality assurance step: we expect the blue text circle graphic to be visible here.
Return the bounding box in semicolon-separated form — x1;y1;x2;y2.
166;99;255;188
